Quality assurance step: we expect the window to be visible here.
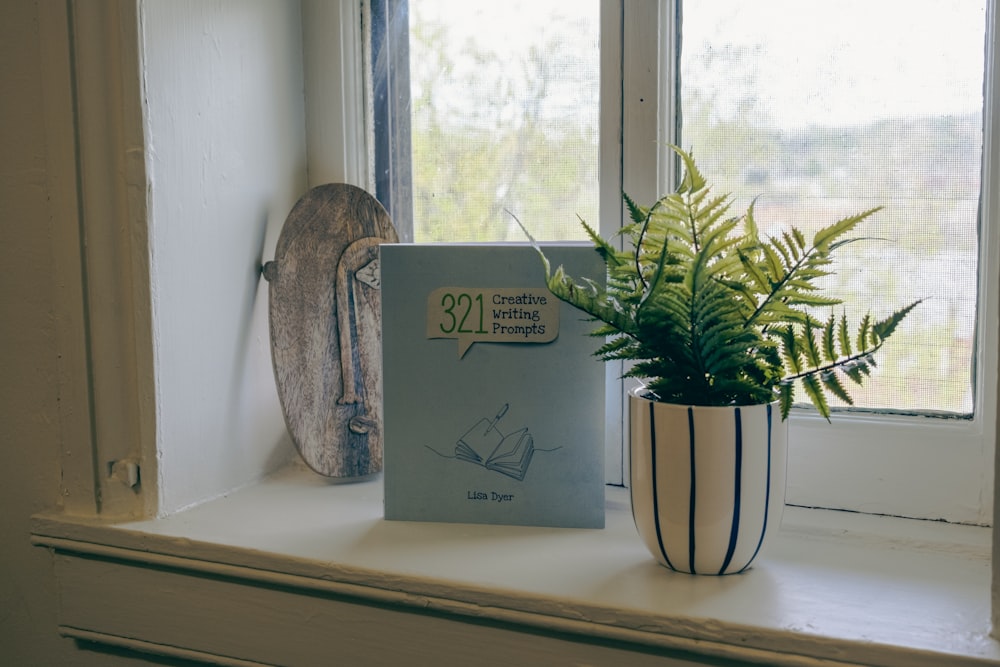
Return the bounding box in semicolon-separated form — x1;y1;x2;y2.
677;0;984;417
372;0;998;524
372;0;600;243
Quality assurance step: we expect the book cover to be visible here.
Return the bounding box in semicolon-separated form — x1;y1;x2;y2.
380;243;605;528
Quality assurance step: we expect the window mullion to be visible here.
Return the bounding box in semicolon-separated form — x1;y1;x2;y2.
620;1;659;208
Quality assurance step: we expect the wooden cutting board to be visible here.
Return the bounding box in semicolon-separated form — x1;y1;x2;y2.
264;184;398;478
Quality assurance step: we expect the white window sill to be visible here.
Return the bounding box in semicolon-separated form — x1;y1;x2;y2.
32;465;998;667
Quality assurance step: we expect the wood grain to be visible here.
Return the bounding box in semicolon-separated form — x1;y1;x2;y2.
266;184;398;477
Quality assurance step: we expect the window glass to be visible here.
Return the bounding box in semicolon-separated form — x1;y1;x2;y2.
408;0;600;242
678;0;987;415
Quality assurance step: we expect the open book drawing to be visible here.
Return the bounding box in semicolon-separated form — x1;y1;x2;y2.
454;404;535;481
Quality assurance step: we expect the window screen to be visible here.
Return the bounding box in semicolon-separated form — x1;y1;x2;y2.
408;0;600;242
678;0;986;415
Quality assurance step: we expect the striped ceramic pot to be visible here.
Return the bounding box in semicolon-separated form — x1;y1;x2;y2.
628;386;787;575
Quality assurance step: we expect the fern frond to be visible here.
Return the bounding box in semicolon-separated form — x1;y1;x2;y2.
821;370;854;406
801;373;831;421
774;233;796;266
856;313;872;352
580;218;625;270
822;314;838;363
873;300;922;340
800;318;823;369
594;335;633;357
843;359;872;385
838;312;853;357
761;244;784;283
778;325;802;374
813;207;881;251
778;381;795;419
744;198;762;243
673;144;706;193
783;292;843;308
791;227;806;252
545;263;635;337
623;191;646;225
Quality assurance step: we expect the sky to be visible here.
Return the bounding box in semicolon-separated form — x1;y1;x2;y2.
411;0;988;129
681;0;987;128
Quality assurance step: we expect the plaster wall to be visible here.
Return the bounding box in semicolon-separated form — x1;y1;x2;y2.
0;2;154;664
140;0;304;515
0;0;302;662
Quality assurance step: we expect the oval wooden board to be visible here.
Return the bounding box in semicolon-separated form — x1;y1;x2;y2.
265;184;398;477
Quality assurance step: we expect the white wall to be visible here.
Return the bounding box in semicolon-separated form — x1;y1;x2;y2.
0;2;154;664
140;0;305;514
0;5;74;662
0;0;305;662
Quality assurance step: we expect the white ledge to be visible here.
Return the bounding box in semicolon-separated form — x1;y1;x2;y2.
32;465;999;667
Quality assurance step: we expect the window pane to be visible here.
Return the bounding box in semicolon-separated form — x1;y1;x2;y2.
678;0;986;415
409;0;599;242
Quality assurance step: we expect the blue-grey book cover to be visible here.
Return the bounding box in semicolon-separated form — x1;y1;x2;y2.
380;243;605;528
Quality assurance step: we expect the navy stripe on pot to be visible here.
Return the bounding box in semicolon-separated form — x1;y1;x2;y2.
643;400;778;575
648;401;674;570
686;407;697;573
737;403;774;574
629;388;787;575
718;407;743;575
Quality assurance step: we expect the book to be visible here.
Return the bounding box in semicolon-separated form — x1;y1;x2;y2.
380;243;606;528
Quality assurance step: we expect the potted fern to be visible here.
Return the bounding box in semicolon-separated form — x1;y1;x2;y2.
521;146;918;574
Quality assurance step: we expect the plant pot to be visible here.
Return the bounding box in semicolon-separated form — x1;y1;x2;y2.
628;386;788;575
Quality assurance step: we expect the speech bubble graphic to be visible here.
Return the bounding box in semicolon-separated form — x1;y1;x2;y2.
427;287;560;358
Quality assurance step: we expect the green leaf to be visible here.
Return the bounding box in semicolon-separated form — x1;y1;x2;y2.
739;265;771;297
744;198;761;243
873;300;922;340
791;227;806;252
773;234;795;267
623;191;646;225
812;207;881;251
580;218;625;269
778;381;795;420
594;335;633;357
856;313;872;353
778;325;802;374
782;292;843;308
760;243;784;280
800;319;823;369
844;360;871;385
822;314;838;363
786;231;803;259
801;373;831;420
838;312;853;357
821;370;854;405
545;264;635;337
671;144;706;193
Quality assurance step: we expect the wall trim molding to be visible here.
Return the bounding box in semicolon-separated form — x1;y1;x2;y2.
33;532;869;667
64;0;156;519
31;473;999;667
